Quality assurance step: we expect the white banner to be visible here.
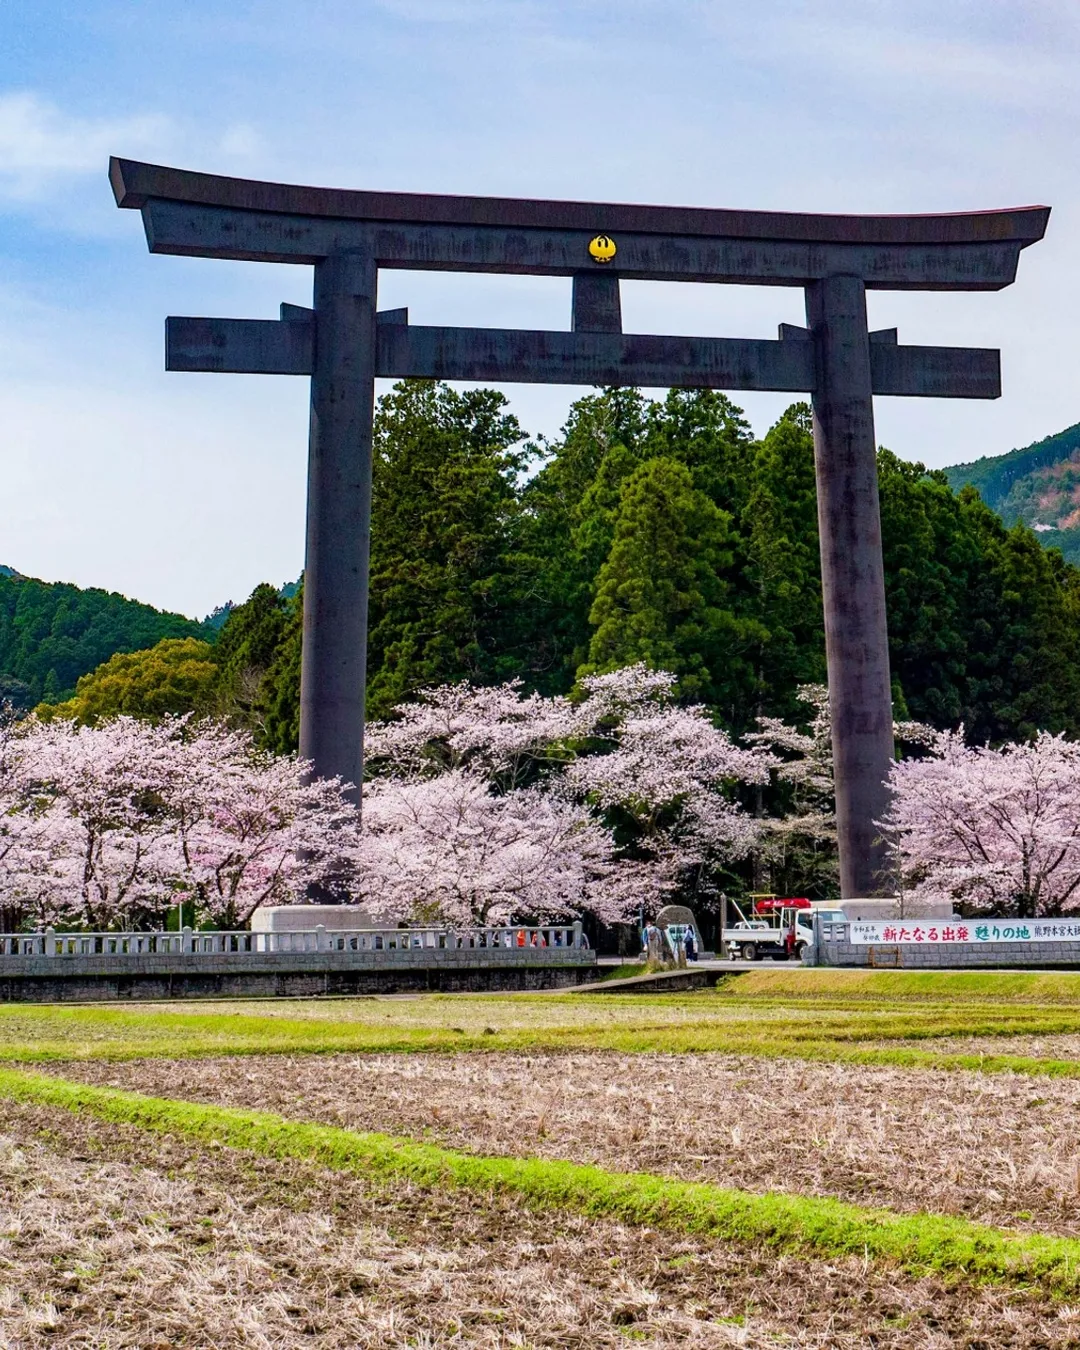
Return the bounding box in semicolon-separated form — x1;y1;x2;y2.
847;919;1080;945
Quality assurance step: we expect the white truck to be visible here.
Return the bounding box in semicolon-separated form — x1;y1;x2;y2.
721;896;845;962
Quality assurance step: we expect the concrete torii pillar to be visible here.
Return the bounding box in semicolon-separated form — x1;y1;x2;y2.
301;253;378;801
805;276;894;897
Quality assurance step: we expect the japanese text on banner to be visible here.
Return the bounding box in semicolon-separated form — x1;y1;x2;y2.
848;920;1080;945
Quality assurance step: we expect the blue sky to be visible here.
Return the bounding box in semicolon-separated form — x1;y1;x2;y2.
1;0;1078;618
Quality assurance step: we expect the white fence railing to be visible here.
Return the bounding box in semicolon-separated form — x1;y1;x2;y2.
0;923;587;959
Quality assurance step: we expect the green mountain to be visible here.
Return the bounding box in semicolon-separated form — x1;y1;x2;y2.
0;571;212;710
203;577;299;631
943;422;1080;563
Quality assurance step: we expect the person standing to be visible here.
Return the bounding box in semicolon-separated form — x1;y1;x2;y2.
646;923;665;965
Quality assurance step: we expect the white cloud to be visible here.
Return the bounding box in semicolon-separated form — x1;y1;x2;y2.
705;3;1080;119
218;122;264;160
0;92;172;198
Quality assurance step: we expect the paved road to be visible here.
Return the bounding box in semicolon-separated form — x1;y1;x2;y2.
598;957;802;973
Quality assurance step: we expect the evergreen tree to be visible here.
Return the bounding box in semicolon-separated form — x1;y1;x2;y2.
959;498;1080;742
644;387;756;518
580;456;749;705
530;386;650;516
878;452;979;727
0;676;33;713
0;572;209;704
571;441;646;588
877;461;1080;742
366;380;542;716
521;388;651;691
262;584;303;754
743;404;826;724
213;583;290;725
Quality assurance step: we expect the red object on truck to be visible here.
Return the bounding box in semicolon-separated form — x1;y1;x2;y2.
752;896;810;913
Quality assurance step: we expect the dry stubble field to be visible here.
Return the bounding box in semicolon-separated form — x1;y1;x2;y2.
6;969;1080;1346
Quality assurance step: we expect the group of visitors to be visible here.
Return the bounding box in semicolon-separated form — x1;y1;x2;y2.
641;921;698;964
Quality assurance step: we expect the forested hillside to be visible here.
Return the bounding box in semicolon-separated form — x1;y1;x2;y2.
203;577;299;631
0;573;210;709
203;382;1080;752
25;382;1080;748
944;422;1080;564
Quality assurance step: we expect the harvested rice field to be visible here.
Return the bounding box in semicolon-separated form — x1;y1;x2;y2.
56;1050;1080;1238
6;969;1080;1346
867;1032;1080;1062
4;1097;1076;1349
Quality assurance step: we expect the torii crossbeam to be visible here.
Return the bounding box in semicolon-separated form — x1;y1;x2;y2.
110;156;1049;897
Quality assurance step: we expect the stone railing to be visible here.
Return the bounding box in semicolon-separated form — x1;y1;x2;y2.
0;923;586;959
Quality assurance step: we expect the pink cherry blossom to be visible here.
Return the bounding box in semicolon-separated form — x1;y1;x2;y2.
0;716;359;931
21;715;192;928
883;730;1080;917
564;675;771;898
365;665;772;916
172;724;359;928
748;684;935;854
365;679;586;785
355;767;624;927
0;712;77;930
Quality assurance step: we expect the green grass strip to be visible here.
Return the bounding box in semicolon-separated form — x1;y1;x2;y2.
3;1019;1080;1079
3;997;1080;1076
4;1032;1080;1079
3;1066;1080;1296
721;969;1080;1003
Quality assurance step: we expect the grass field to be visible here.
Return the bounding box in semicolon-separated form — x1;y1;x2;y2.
6;969;1080;1072
5;968;1080;1344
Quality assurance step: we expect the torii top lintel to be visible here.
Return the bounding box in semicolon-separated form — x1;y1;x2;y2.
109;157;1049;290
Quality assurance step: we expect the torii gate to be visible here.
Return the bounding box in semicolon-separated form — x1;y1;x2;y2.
109;157;1048;897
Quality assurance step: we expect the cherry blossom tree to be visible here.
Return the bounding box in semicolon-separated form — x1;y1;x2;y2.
361;680;623;926
572;663;684;718
172;723;358;929
23;715;188;929
883;730;1080;917
564;699;767;891
747;685;934;893
364;679;585;786
0;712;74;931
563;667;770;902
362;664;771;921
356;767;622;927
0;716;359;932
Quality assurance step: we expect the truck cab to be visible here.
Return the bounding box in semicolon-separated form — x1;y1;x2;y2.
722;896;846;962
